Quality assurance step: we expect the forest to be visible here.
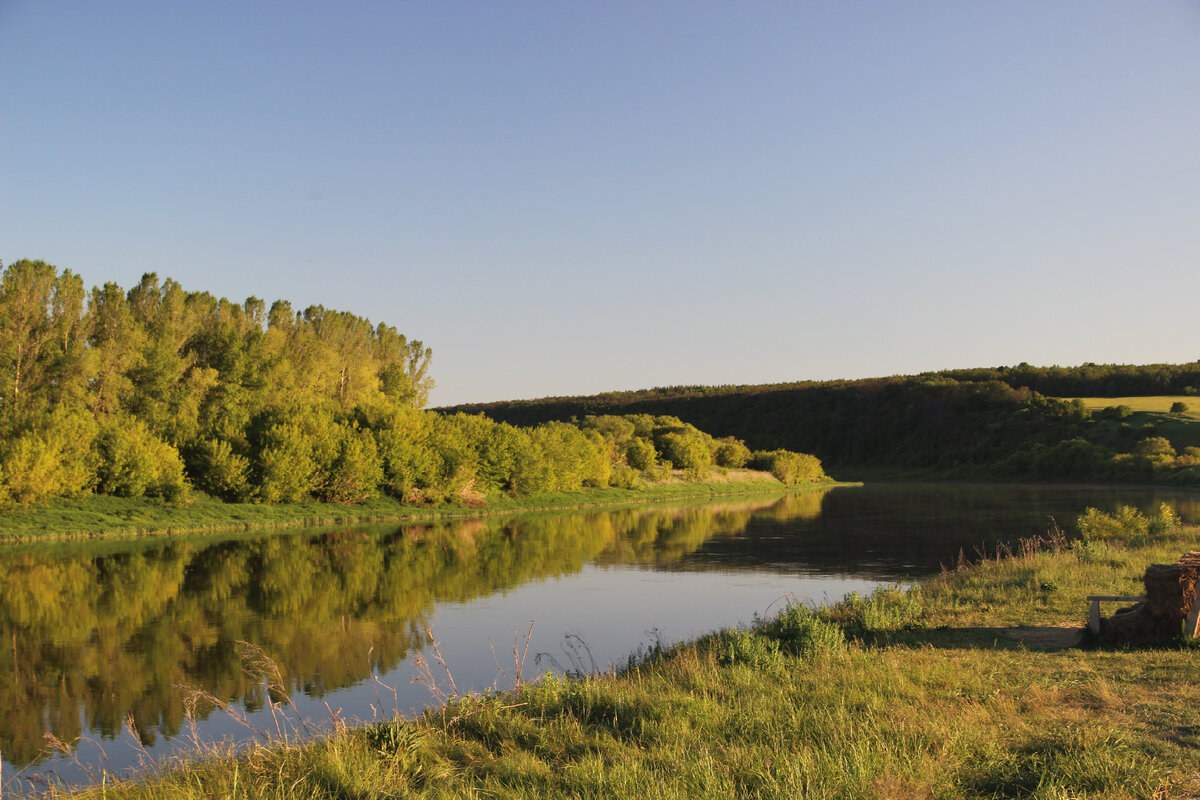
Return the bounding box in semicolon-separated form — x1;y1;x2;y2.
448;369;1200;485
0;260;820;510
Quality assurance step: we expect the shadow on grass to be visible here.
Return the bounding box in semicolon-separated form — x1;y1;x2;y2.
865;625;1087;651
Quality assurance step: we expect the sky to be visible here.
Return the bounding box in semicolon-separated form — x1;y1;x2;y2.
2;1;1199;407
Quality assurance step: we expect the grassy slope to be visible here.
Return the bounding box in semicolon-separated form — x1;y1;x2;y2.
1065;396;1200;452
0;470;793;543
58;524;1200;799
1069;396;1199;414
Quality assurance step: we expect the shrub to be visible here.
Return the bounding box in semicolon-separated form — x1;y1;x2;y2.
609;464;641;489
714;629;782;668
624;437;657;471
751;449;828;486
187;437;252;502
824;586;925;637
0;409;99;504
1170;401;1189;414
712;436;752;468
254;421;320;503
758;603;845;657
655;428;712;477
1076;506;1148;542
1133;436;1175;458
1147;502;1180;536
95;416;189;501
319;426;383;503
1072;538;1110;563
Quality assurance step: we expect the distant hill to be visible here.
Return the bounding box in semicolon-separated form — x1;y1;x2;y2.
441;363;1200;484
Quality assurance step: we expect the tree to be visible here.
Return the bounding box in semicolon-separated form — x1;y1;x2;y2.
94;415;189;501
0;260;88;428
86;282;146;416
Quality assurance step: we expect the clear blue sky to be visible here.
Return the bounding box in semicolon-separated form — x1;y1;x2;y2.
3;1;1198;406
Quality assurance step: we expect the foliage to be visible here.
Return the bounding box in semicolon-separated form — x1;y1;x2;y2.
94;415;189;501
0;260;826;510
654;427;712;477
712;436;752;468
756;601;846;656
751;449;827;485
450;366;1200;485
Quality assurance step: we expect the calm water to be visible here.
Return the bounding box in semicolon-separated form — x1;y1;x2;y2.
2;482;1197;793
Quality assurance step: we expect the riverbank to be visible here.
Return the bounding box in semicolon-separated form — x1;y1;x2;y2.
51;513;1200;799
0;469;820;543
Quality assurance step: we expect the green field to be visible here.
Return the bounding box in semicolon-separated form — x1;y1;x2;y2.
56;507;1200;800
1066;395;1198;415
1061;396;1200;456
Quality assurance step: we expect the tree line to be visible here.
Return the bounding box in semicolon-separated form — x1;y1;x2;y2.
447;374;1200;485
0;259;822;508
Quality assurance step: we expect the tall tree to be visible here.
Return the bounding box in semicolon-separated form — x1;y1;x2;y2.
0;260;87;429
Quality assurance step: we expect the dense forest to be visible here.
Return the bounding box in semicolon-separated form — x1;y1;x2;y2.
447;369;1200;485
0;260;819;509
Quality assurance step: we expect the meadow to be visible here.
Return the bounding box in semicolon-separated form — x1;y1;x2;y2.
49;507;1200;800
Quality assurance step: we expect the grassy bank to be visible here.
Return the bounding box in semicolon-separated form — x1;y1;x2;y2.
0;470;805;543
48;512;1200;799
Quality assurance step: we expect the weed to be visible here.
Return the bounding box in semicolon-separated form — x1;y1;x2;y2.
757;602;846;656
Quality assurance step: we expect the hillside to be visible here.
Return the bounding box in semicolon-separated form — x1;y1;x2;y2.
443;365;1200;484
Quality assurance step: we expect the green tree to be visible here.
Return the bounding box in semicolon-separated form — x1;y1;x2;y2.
318;425;383;504
95;415;189;501
656;430;712;477
713;436;752;468
0;260;88;428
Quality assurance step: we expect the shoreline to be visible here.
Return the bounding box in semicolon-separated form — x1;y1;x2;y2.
0;471;848;544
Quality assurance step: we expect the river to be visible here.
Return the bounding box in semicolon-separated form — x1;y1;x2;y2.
1;482;1196;793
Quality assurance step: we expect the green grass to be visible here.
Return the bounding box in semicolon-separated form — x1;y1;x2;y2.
1067;396;1199;415
51;515;1200;799
0;470;810;543
1059;396;1200;462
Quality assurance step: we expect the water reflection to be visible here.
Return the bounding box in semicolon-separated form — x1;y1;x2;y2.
0;493;819;769
1;482;1197;787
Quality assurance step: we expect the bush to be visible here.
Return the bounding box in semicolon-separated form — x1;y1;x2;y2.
824;586;925;638
1072;538;1110;563
319;426;383;503
609;464;641;489
751;449;827;486
624;437;657;471
0;409;99;504
714;629;782;668
757;603;845;657
655;428;712;477
187;437;253;501
1170;401;1189;414
1076;505;1148;542
1133;436;1175;458
1147;502;1180;536
254;421;320;503
712;436;752;468
95;416;189;501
